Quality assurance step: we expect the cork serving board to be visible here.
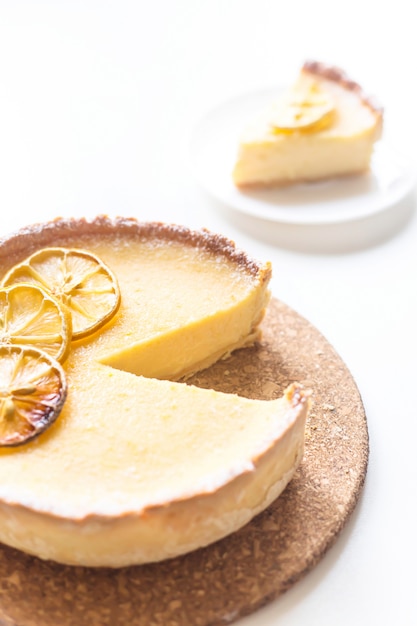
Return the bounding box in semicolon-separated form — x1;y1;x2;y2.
0;298;368;626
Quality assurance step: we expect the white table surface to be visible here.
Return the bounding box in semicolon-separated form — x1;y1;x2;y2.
1;1;416;624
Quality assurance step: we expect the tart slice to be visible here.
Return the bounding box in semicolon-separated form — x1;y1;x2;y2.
0;216;309;567
233;60;383;188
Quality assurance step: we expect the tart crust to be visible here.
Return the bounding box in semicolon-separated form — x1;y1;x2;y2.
302;60;383;131
0;215;271;280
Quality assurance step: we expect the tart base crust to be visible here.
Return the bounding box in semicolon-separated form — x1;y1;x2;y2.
234;165;372;190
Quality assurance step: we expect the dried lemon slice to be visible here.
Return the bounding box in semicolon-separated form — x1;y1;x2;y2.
270;84;335;133
0;284;72;362
0;345;67;447
2;248;121;340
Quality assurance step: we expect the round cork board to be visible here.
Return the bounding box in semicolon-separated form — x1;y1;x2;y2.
0;298;368;626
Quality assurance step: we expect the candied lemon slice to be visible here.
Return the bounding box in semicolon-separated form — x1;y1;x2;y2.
0;345;67;447
0;284;72;362
270;83;335;133
2;248;121;340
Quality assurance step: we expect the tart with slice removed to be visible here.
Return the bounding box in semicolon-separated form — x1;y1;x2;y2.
0;216;309;567
233;60;383;187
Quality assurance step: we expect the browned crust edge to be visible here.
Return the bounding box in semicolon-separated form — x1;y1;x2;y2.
0;215;271;283
302;59;384;120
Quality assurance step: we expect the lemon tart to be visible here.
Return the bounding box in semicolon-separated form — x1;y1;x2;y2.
0;216;309;567
233;60;383;187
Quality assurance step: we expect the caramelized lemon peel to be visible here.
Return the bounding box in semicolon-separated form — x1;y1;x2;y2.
0;345;67;447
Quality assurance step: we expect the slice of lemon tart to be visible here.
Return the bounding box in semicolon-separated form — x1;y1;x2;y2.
0;216;309;567
233;60;383;188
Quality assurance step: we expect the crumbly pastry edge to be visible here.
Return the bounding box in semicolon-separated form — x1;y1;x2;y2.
0;215;271;282
302;60;384;121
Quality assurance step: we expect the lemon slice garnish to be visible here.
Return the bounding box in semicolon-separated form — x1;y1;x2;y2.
270;83;335;133
0;345;67;447
0;283;72;362
1;248;121;340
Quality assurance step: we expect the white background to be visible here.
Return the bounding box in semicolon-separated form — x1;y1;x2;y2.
0;1;416;624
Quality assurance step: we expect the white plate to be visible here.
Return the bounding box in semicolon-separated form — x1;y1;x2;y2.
190;86;416;226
